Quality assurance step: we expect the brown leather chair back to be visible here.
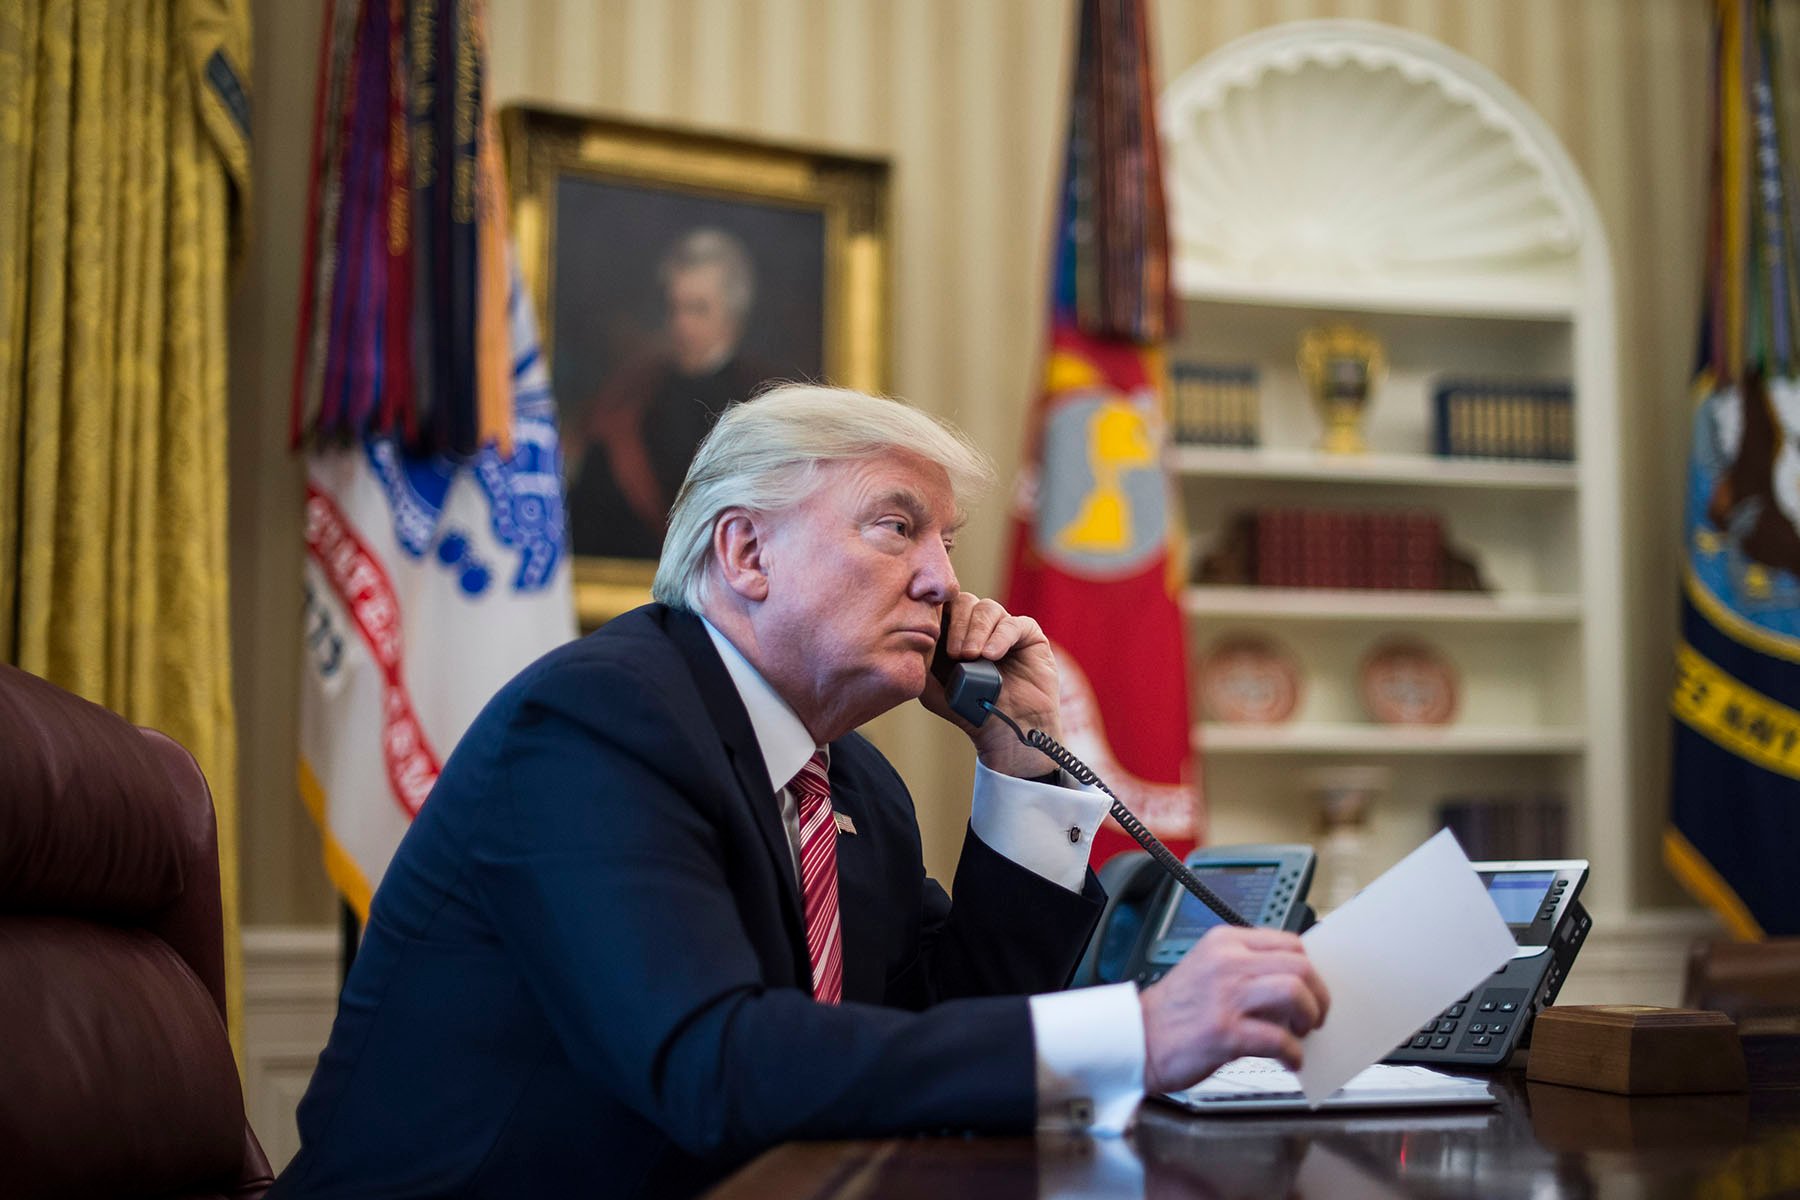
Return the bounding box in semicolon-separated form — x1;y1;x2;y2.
0;663;272;1199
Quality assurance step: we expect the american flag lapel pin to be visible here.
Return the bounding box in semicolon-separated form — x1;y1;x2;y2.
833;811;857;836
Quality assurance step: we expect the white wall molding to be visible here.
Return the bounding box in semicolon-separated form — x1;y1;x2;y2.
243;925;340;1173
1556;907;1723;1008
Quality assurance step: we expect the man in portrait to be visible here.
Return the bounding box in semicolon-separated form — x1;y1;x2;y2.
567;226;774;559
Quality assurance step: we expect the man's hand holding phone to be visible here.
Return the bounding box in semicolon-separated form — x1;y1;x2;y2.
920;592;1063;779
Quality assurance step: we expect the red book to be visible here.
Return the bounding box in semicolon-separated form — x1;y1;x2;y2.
1345;510;1370;590
1402;510;1444;589
1258;507;1297;588
1301;508;1327;589
1367;510;1400;589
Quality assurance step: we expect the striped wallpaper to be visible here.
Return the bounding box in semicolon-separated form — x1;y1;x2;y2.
238;0;1796;923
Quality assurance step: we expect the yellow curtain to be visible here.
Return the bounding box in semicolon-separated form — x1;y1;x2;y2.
0;0;251;1052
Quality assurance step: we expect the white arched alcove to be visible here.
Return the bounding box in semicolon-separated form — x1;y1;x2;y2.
1159;21;1630;929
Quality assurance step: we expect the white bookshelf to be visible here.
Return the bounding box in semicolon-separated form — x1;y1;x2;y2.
1168;445;1579;490
1182;586;1583;625
1197;723;1588;755
1161;22;1627;917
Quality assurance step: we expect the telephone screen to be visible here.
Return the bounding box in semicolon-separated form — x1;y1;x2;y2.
1162;864;1279;940
1483;871;1555;926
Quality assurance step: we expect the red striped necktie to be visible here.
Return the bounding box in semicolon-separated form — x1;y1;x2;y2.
789;752;844;1004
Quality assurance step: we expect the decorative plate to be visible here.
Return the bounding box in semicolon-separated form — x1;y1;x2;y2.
1359;637;1459;725
1200;633;1302;723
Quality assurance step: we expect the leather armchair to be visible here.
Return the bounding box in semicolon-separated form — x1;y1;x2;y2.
0;664;272;1199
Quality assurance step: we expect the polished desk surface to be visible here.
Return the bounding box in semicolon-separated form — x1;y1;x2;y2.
708;1042;1800;1199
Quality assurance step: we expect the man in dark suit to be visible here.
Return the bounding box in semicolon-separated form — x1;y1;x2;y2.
272;385;1328;1198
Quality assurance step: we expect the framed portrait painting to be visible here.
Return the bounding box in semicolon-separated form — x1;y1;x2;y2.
502;106;891;627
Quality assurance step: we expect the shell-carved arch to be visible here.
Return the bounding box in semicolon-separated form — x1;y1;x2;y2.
1160;21;1601;306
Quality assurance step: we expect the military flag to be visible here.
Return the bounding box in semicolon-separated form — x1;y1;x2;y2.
1004;0;1201;861
1668;0;1800;937
292;0;575;916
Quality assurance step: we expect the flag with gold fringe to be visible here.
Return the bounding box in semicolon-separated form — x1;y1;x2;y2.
292;0;574;917
1004;0;1201;861
1668;0;1800;938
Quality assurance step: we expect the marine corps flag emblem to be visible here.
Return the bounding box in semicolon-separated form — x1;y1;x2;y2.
1005;0;1201;861
1668;0;1800;937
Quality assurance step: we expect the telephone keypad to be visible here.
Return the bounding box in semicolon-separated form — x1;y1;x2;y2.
1382;865;1587;1069
1393;983;1535;1061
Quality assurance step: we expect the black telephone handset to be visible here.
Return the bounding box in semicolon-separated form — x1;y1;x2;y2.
929;611;1003;726
931;606;1253;931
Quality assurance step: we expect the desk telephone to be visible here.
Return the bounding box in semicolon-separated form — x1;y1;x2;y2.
1072;846;1591;1068
929;618;1591;1068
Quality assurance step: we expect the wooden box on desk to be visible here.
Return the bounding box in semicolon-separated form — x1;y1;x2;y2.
1525;1006;1747;1095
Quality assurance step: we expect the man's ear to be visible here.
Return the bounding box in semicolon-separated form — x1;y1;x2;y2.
712;509;770;602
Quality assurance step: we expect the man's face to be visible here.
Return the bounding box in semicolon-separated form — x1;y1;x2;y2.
666;262;742;374
751;454;962;735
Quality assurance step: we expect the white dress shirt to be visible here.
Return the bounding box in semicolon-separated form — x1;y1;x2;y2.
701;618;1145;1133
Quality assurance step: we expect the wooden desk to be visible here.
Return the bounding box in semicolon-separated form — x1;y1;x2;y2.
708;1046;1800;1199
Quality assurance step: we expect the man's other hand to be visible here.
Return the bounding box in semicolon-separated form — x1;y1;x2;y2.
921;592;1062;778
1138;926;1330;1094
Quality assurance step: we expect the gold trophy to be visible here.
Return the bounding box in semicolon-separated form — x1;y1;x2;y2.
1298;324;1384;455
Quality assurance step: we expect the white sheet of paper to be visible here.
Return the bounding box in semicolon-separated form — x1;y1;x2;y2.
1297;828;1516;1103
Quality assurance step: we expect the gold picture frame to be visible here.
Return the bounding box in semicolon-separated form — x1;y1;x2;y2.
502;105;891;628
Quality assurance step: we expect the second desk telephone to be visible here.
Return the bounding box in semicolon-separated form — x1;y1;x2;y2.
1075;845;1591;1069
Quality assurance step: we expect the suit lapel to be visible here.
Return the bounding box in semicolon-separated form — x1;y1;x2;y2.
661;609;811;979
822;757;882;1002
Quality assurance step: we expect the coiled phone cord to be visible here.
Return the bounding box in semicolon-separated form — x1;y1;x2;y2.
980;701;1250;928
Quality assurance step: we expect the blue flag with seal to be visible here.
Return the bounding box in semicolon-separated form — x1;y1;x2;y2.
1668;0;1800;938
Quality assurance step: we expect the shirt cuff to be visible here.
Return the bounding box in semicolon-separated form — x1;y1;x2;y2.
970;760;1109;893
1028;982;1146;1135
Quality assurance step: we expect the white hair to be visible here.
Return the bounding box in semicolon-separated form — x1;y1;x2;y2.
651;384;995;612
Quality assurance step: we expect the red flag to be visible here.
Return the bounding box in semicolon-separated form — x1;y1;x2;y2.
1005;0;1200;861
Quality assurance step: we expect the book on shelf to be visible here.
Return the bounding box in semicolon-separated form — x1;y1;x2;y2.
1401;509;1442;590
1192;507;1485;593
1431;377;1575;462
1436;793;1568;861
1248;506;1444;591
1171;360;1260;447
